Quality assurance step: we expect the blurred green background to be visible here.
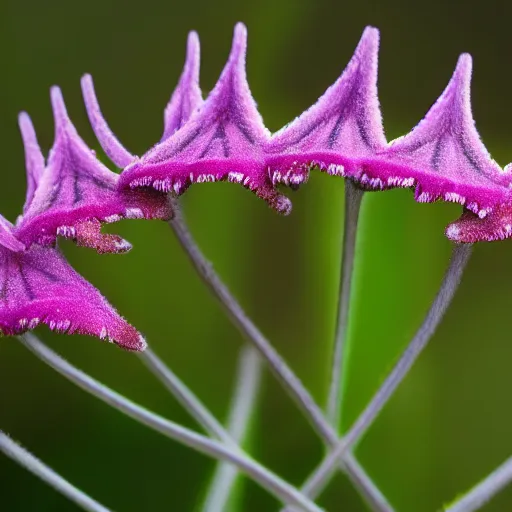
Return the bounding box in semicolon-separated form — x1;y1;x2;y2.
1;0;512;510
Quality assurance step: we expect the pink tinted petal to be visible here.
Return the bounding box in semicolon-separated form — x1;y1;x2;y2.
81;74;135;168
18;113;45;214
0;216;25;253
15;86;172;252
445;204;512;243
363;54;509;215
121;23;292;215
161;30;203;141
74;219;132;254
0;245;145;350
266;26;385;187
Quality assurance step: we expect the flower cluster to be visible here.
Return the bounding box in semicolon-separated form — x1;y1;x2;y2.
2;22;510;349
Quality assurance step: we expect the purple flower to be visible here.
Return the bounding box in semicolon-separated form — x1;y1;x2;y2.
82;31;203;170
445;168;512;243
95;24;292;214
266;27;386;188
0;197;145;351
362;53;509;217
14;90;172;254
267;28;509;218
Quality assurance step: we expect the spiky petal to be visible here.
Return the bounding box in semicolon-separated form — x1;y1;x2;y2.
15;87;171;253
0;238;145;350
162;31;203;141
18;113;45;214
364;54;509;216
81;74;135;169
120;23;292;215
266;26;385;188
82;29;203;165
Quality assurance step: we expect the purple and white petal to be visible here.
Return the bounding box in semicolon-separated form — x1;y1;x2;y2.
0;244;145;350
121;23;292;215
161;30;203;141
363;54;509;216
81;75;135;169
18;113;46;214
15;87;172;252
266;26;385;188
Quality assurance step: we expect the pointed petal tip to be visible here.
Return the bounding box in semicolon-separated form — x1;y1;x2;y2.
360;26;380;49
18;112;37;144
80;73;93;91
184;31;200;81
81;73;134;168
18;111;32;128
234;22;248;39
231;22;248;59
187;30;200;55
116;329;147;352
50;85;70;132
136;334;148;352
451;53;472;90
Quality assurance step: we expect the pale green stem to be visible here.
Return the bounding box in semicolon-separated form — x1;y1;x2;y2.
170;208;393;512
19;333;323;512
445;455;512;512
287;243;473;501
139;347;231;443
327;181;363;428
202;348;263;512
0;431;110;512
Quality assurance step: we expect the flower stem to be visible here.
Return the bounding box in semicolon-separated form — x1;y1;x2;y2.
169;207;393;511
19;333;322;512
169;210;333;443
202;347;263;512
289;243;473;500
445;455;512;512
327;181;363;428
139;347;231;443
0;430;110;512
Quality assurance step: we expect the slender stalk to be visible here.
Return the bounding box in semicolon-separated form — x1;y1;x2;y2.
445;455;512;512
169;208;393;511
288;243;473;500
169;211;333;444
139;347;231;443
202;348;263;512
0;431;110;512
327;180;363;428
19;333;323;512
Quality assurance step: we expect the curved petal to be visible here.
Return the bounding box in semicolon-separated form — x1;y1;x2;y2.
0;244;145;350
364;54;509;216
266;26;385;188
161;30;203;141
121;23;292;215
81;74;135;168
18;113;45;214
15;87;172;253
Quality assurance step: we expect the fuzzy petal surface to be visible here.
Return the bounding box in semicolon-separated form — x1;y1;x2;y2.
0;216;26;253
18;113;45;214
445;204;512;243
0;244;145;350
363;54;510;216
266;27;385;188
121;23;292;214
15;87;171;253
161;31;203;141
